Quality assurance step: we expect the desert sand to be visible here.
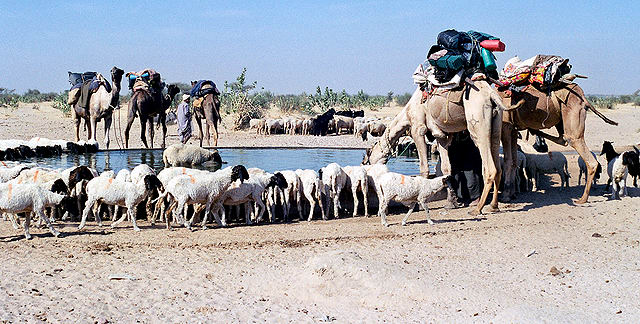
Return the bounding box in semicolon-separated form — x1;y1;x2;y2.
1;102;639;322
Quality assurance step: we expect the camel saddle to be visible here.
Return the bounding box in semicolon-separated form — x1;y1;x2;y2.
500;83;578;126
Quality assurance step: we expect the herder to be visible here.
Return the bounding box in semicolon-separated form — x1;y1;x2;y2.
177;94;192;144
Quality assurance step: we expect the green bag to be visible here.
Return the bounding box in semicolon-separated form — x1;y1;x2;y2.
481;48;497;71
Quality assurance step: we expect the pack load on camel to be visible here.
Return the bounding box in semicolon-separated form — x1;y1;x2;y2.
189;80;220;110
126;69;163;92
67;71;112;108
498;55;580;93
414;29;506;88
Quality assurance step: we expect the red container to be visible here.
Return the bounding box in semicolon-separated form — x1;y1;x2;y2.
480;39;505;52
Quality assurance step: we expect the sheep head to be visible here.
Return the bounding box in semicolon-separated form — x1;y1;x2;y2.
68;166;95;191
50;179;69;195
231;165;249;183
58;196;76;214
207;149;222;164
622;151;640;177
144;175;164;193
267;172;288;190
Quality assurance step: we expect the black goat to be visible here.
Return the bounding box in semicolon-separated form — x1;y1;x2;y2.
532;135;548;153
311;108;336;136
335;109;364;118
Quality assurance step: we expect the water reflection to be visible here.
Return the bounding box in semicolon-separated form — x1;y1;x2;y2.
20;148;424;175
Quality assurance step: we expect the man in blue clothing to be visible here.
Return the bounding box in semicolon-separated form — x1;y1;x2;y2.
177;94;192;144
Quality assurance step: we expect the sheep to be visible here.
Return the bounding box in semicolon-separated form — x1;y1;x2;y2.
522;151;570;191
362;163;389;200
0;183;73;239
577;152;602;186
0;165;30;183
342;165;369;217
265;119;284;135
249;118;266;134
499;150;528;193
152;167;211;226
302;119;313;135
160;165;249;230
292;119;304;135
367;121;387;137
334;116;354;135
295;169;326;221
354;122;368;141
162;143;222;167
115;169;131;182
78;174;164;231
376;173;450;227
600;141;640;199
275;170;303;221
213;172;287;227
318;163;347;219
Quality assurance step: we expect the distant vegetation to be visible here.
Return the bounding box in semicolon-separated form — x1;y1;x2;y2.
5;74;636;120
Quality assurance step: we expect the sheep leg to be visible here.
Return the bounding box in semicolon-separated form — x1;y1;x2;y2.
621;177;628;197
307;194;315;222
78;197;97;230
23;212;32;240
37;209;60;237
378;197;390;227
255;198;266;223
7;213;21;230
401;203;417;226
420;200;433;225
612;181;620;200
129;207;141;232
352;187;359;218
111;206;128;228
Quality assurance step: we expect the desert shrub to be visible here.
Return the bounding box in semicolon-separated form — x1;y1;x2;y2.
0;88;20;108
52;91;71;115
221;68;268;130
394;92;413;106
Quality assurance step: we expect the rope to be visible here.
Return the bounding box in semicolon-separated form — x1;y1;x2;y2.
444;90;451;123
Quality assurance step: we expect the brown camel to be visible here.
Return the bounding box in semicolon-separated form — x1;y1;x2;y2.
72;67;124;148
124;83;180;149
190;81;222;147
363;78;506;216
499;82;618;203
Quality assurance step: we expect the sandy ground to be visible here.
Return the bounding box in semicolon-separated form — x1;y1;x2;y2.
1;102;640;322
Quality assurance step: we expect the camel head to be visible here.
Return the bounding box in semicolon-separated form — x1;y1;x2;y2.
111;66;124;84
167;84;180;100
191;80;198;87
362;145;389;166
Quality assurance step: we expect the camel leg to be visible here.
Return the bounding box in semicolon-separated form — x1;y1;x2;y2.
124;112;136;149
160;113;168;149
194;117;204;147
139;118;148;149
148;117;155;149
501;123;518;201
104;115;112;149
488;111;503;211
204;118;211;147
75;116;82;142
410;120;431;177
91;117;98;144
561;100;595;203
436;136;459;209
466;101;500;216
86;118;92;141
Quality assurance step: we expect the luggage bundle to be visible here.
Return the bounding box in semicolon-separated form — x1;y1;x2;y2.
424;29;505;84
499;55;572;89
189;80;220;109
126;69;163;92
67;71;108;107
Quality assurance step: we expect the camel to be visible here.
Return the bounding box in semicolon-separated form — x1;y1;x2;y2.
190;81;222;147
124;82;180;149
499;82;618;203
72;67;124;149
363;78;506;216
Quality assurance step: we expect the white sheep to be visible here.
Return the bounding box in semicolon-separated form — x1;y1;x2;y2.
319;163;347;219
0;165;30;183
162;143;221;167
522;151;570;191
334;116;354;134
376;173;450;227
0;183;69;239
302;119;312;135
152;167;211;226
362;163;389;201
160;165;249;230
212;172;287;227
249;118;266;134
78;174;163;231
295;169;325;221
277;170;303;221
342;165;369;217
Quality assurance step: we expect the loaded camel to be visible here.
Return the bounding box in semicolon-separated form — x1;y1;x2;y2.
72;67;124;149
125;79;180;149
499;82;618;203
363;77;505;216
190;81;223;147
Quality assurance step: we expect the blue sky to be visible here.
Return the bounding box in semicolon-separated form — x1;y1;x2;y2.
0;1;638;95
